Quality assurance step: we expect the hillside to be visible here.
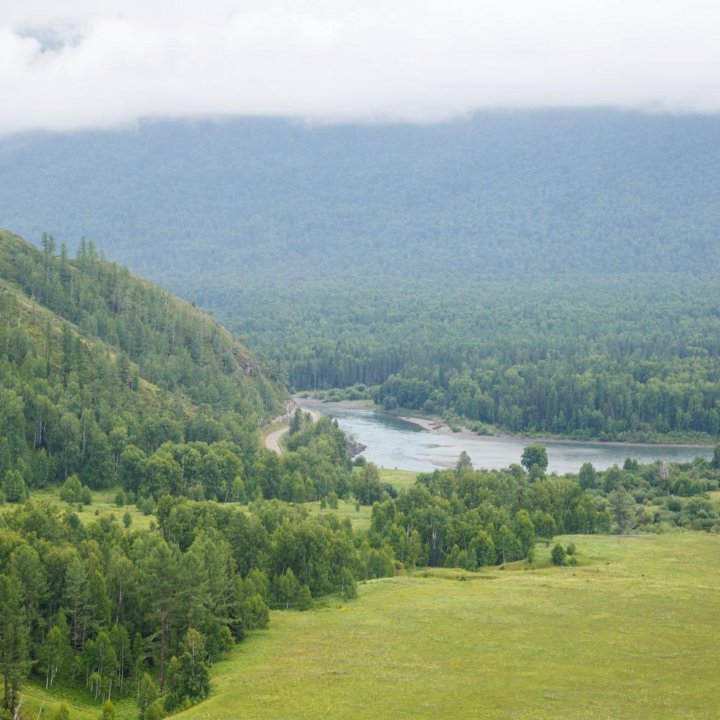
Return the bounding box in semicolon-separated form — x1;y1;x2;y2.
0;228;283;491
1;111;719;283
0;228;387;720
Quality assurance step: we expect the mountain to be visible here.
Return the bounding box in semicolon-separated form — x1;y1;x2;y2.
2;111;720;438
1;111;719;286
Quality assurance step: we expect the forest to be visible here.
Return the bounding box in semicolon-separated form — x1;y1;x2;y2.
240;275;720;440
2;112;719;440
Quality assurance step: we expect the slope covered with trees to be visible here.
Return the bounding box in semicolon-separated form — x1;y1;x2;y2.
0;228;284;495
0;230;389;717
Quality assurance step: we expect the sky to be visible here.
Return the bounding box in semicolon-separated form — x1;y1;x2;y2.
1;0;719;136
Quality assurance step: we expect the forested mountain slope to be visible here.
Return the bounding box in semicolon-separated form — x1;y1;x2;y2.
0;228;282;491
1;111;719;282
0;229;372;719
2;111;720;439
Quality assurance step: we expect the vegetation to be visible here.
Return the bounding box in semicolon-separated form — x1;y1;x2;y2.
2;107;720;715
2;112;720;441
170;533;720;720
0;231;384;717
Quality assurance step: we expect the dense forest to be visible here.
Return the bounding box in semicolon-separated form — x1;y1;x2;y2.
242;276;720;440
2;112;719;282
2;112;719;440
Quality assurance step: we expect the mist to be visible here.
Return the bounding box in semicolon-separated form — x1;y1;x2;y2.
2;0;720;136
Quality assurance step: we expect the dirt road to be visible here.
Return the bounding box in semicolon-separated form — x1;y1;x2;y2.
262;399;320;455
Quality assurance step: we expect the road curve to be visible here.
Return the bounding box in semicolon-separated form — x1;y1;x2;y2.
262;399;321;455
264;425;289;455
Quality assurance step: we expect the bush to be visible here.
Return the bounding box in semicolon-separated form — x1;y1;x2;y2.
551;543;566;566
139;497;155;515
59;474;91;505
3;469;28;503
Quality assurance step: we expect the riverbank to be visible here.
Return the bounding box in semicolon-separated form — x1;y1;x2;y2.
400;415;714;451
298;398;715;451
300;400;714;473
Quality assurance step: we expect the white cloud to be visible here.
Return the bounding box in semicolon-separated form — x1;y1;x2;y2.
1;0;719;135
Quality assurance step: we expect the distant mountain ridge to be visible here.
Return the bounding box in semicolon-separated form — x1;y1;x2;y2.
0;111;719;290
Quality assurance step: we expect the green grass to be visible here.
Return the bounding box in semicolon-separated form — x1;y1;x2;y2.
15;682;138;720
302;499;373;532
174;532;720;720
378;467;418;492
1;486;155;531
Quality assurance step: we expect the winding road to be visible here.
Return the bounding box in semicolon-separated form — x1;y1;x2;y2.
263;399;320;455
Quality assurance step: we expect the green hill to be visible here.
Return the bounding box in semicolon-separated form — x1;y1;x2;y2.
0;228;283;492
0;228;365;720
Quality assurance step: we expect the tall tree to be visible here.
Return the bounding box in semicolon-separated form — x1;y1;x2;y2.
0;573;30;715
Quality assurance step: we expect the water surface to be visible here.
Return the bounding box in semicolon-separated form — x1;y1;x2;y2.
303;402;713;474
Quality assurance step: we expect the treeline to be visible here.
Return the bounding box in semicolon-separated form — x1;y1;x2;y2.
0;493;395;718
118;415;354;504
373;351;720;438
368;452;607;571
367;449;720;572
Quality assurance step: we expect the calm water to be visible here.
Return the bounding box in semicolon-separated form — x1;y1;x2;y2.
302;402;713;474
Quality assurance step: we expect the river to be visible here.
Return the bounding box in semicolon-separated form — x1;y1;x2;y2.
300;401;713;474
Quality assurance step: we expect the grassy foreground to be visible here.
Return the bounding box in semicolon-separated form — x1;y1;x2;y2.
175;532;720;720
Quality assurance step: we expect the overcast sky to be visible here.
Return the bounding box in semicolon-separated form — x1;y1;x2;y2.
1;0;719;136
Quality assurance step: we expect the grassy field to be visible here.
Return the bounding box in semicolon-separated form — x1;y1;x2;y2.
303;499;373;531
378;467;418;491
172;532;720;720
14;683;138;720
0;486;155;530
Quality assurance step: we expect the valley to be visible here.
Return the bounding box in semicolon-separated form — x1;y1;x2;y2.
2;112;720;720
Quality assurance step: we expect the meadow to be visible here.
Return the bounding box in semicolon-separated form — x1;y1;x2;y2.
0;486;155;531
173;532;720;720
8;484;720;719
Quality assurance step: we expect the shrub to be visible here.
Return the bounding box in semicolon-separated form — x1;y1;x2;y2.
551;543;566;566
